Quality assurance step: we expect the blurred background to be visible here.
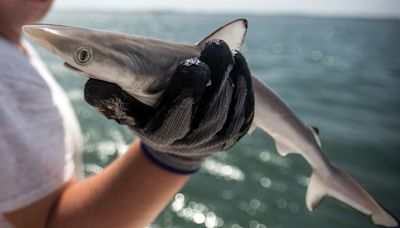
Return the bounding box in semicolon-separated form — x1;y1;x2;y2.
33;0;400;227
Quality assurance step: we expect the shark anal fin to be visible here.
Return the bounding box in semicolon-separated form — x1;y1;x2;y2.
306;172;327;211
275;141;294;156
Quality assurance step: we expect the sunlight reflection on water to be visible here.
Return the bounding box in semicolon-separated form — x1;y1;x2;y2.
170;193;224;228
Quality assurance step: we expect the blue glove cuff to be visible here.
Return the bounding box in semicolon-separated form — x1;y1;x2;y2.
140;140;199;175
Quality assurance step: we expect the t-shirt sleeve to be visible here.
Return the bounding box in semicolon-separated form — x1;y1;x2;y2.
0;61;76;213
0;83;75;213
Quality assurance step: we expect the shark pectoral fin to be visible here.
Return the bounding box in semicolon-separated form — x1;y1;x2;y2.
307;125;321;147
196;19;248;51
306;172;327;211
275;141;294;156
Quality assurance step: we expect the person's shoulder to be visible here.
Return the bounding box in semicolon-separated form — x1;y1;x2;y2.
0;38;49;94
0;38;27;69
0;38;43;81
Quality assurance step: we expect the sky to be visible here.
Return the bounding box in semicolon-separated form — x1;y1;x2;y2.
53;0;400;18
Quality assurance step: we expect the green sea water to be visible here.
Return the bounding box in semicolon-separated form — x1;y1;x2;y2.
36;11;400;228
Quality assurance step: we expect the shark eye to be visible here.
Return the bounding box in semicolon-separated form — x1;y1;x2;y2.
74;47;92;65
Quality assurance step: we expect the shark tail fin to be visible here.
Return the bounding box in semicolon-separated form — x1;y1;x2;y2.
372;204;400;228
306;167;399;227
196;19;248;51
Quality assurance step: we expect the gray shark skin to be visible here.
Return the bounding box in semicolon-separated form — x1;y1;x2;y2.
23;19;398;227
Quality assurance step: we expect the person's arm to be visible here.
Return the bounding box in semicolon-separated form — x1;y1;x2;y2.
4;139;190;228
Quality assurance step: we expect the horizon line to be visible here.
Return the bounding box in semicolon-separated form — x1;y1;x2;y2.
50;8;400;20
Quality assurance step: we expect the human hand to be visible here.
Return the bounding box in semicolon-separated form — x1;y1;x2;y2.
84;40;254;173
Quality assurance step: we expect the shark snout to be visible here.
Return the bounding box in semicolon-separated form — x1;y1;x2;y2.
22;24;67;54
22;24;54;38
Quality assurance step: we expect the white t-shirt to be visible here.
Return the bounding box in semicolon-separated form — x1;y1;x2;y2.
0;38;82;227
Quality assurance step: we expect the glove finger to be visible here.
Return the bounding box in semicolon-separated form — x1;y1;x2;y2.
216;51;255;149
143;58;210;144
190;40;235;131
84;79;154;128
183;81;233;146
198;39;235;98
233;51;255;134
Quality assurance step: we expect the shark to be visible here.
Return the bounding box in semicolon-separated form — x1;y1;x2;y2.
22;19;398;227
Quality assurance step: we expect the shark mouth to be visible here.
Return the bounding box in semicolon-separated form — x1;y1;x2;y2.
63;62;82;72
63;62;93;78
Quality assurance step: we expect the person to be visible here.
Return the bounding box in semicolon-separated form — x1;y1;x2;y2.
0;0;254;227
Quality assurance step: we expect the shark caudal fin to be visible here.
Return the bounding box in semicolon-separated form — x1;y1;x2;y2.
306;167;399;227
196;19;247;51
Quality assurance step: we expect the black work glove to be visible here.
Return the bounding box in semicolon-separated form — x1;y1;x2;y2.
84;40;254;174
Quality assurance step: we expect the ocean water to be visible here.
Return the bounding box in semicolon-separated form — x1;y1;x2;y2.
36;11;400;227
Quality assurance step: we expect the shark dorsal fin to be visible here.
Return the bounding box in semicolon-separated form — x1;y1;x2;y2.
196;19;248;51
308;125;321;147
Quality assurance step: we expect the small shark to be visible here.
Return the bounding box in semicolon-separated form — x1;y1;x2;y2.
23;19;398;227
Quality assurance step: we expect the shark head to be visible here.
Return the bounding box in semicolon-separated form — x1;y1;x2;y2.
23;19;247;106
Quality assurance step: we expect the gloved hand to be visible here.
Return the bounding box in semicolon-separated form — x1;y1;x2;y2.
84;40;254;174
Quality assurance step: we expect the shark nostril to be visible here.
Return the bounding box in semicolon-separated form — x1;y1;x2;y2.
74;47;92;65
